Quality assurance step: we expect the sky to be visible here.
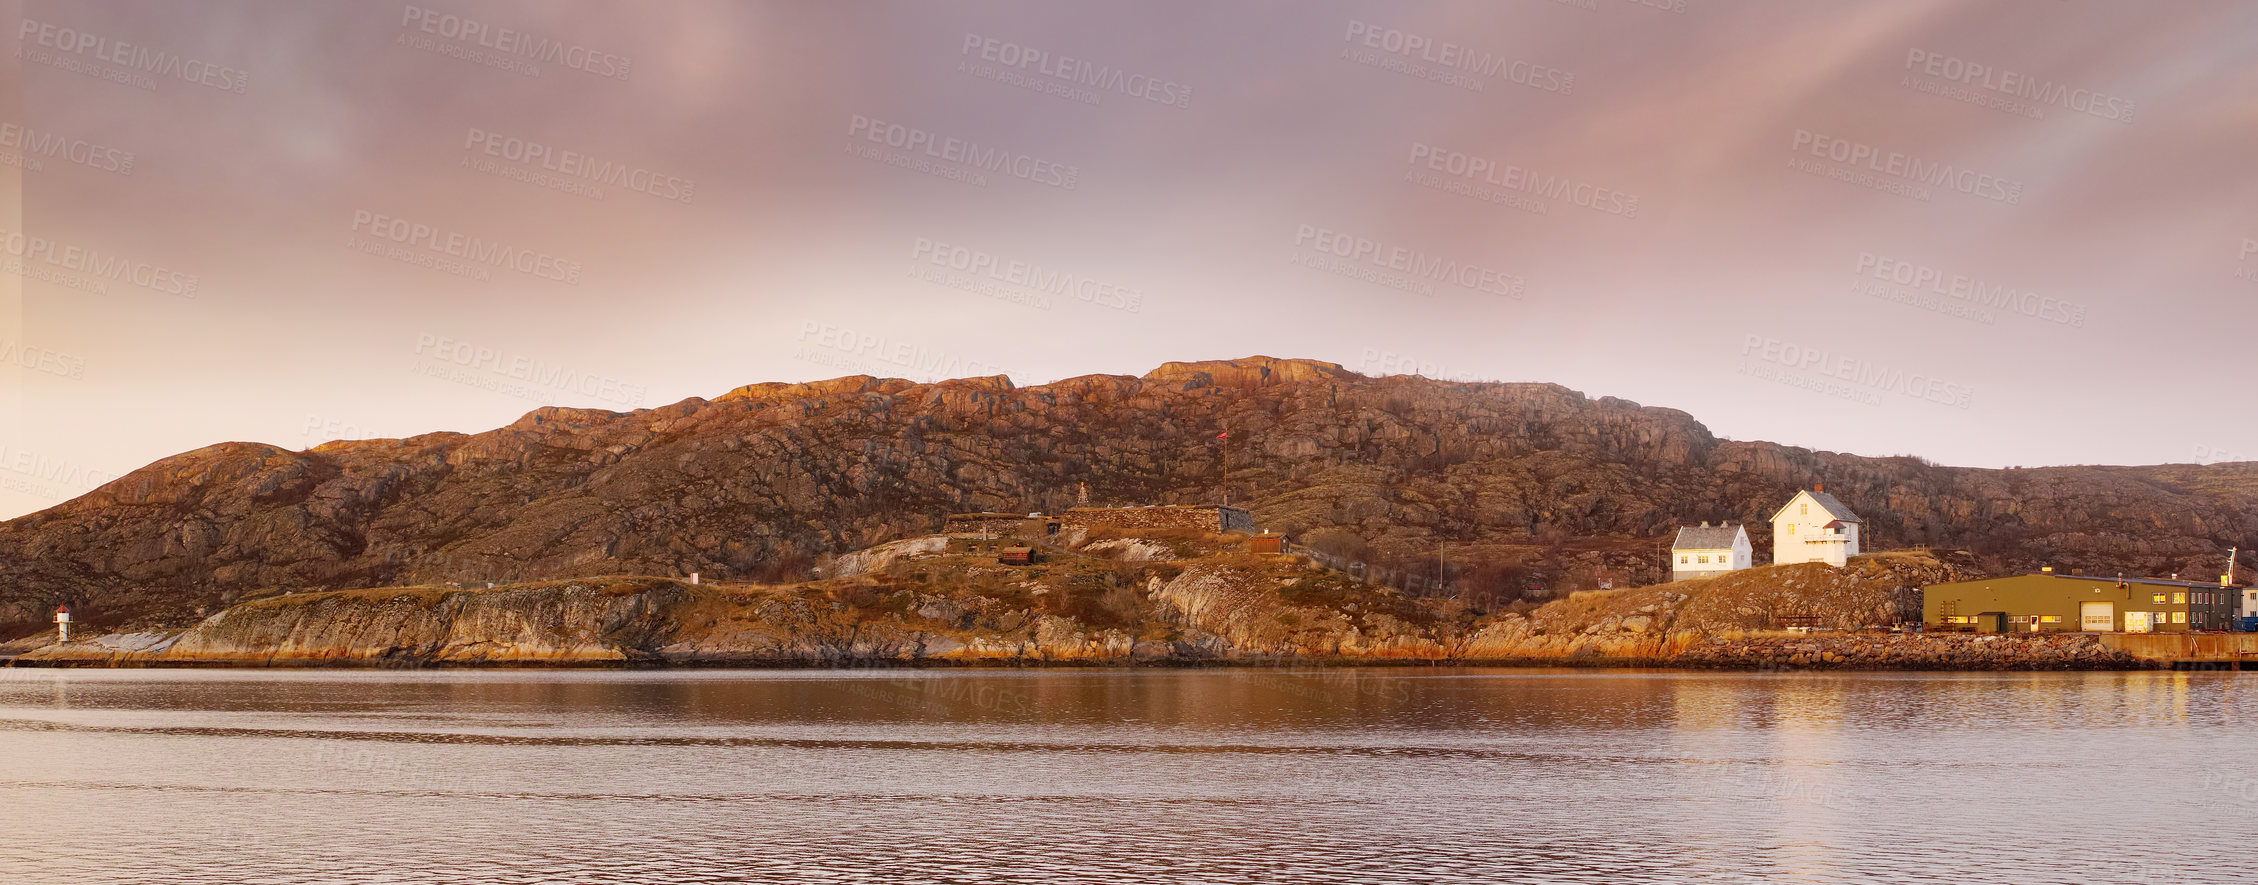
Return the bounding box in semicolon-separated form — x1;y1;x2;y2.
5;0;2258;519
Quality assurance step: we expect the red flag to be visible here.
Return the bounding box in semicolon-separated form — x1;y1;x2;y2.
1215;431;1229;440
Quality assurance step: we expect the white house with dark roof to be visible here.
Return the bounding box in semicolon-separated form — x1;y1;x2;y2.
1671;522;1751;582
1771;485;1862;567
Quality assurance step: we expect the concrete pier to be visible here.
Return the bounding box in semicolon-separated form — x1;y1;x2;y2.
2098;633;2258;669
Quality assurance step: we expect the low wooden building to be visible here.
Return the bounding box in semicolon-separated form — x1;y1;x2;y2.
1924;572;2243;633
997;546;1036;566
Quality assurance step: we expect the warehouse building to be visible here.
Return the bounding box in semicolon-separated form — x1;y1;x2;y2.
1924;570;2242;633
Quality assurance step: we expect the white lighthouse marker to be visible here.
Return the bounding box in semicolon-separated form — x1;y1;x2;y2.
54;605;71;643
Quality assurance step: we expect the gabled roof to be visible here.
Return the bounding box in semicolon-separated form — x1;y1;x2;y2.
1672;523;1746;550
1770;489;1862;524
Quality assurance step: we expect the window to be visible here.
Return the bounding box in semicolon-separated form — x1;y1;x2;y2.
2040;616;2061;623
1679;555;1689;564
1698;555;1710;564
2173;592;2187;605
2172;612;2187;624
2153;593;2169;604
1788;524;1797;535
1800;504;1808;516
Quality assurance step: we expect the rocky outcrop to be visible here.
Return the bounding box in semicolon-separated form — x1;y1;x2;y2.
4;356;2255;637
2;547;2166;671
830;536;950;578
121;580;691;665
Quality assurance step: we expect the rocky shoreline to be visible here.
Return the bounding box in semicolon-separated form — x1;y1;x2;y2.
8;624;2164;673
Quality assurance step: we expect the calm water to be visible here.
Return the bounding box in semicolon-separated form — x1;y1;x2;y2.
1;668;2251;885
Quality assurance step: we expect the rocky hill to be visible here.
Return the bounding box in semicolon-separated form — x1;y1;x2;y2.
14;539;2141;671
4;356;2256;638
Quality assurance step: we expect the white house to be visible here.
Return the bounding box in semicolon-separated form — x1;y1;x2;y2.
1771;485;1862;567
1671;522;1751;582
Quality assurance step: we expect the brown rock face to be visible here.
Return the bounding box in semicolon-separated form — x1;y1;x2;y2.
1142;356;1354;390
4;356;2255;635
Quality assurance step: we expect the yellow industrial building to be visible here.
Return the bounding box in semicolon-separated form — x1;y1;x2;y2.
1924;571;2241;633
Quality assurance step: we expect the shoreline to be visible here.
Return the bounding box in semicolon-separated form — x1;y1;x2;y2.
11;563;2246;674
3;645;2199;672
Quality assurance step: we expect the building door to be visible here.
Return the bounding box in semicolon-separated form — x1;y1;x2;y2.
2080;602;2115;632
2124;611;2152;634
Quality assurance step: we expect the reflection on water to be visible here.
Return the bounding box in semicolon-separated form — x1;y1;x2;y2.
0;668;2248;884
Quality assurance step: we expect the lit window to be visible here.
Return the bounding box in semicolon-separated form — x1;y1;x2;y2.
2040;616;2061;623
1788;524;1797;535
1698;555;1710;564
2172;612;2187;624
2153;593;2168;604
1800;504;1808;516
2173;592;2187;604
1679;556;1689;564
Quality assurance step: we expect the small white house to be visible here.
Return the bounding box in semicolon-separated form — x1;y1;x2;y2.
1671;522;1751;582
1771;485;1862;567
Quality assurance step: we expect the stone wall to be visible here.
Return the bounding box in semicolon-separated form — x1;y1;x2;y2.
1674;633;2149;670
1061;506;1252;534
940;514;1056;539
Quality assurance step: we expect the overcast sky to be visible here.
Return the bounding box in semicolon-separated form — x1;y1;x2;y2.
5;0;2258;519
